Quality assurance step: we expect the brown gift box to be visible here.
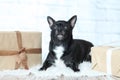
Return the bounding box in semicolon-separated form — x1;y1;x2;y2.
91;46;120;77
0;31;42;70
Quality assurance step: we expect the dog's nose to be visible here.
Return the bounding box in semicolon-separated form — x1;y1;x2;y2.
57;35;63;40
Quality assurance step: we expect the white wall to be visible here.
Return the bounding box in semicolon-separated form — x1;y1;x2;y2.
0;0;120;60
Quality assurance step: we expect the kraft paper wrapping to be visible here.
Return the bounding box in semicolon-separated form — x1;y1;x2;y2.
0;31;42;70
92;46;120;77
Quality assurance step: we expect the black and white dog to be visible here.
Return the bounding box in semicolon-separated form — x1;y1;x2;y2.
39;15;93;72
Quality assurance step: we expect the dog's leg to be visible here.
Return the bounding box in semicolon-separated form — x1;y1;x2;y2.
85;54;91;62
64;60;80;72
84;48;92;62
68;63;80;72
39;60;53;70
39;51;55;71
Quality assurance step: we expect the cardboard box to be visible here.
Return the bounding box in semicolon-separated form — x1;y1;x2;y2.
92;46;120;77
0;31;42;70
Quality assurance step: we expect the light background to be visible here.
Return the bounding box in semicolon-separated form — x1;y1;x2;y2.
0;0;120;61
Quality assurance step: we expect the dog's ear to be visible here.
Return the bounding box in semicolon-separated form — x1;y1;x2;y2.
68;15;77;28
47;16;55;28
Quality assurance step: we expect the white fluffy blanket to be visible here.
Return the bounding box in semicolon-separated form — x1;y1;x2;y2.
0;62;108;80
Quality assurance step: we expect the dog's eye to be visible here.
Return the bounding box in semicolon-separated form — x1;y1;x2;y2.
53;26;57;29
56;30;59;34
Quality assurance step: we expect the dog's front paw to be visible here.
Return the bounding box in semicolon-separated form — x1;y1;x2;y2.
38;67;46;71
73;68;80;72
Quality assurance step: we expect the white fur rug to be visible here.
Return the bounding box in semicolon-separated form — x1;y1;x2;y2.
0;62;107;79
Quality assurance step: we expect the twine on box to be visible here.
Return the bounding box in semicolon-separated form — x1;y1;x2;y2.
0;31;42;69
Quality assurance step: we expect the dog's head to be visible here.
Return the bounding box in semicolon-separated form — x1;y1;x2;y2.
47;15;77;41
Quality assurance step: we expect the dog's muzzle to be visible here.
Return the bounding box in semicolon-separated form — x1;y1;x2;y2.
57;34;64;40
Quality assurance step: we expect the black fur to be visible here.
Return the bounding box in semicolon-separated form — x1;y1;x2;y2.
39;15;93;72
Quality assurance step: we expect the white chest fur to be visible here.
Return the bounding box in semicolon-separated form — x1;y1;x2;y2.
53;46;65;67
53;46;64;59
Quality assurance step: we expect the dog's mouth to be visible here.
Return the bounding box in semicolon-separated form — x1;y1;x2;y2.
57;35;64;40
